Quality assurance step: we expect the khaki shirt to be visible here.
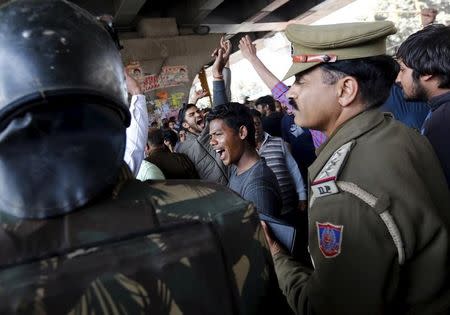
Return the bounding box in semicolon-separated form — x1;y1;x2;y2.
274;110;450;314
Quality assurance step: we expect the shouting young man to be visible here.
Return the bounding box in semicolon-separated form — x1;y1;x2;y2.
208;102;282;217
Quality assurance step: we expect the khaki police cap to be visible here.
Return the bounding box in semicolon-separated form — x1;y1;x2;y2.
283;21;397;80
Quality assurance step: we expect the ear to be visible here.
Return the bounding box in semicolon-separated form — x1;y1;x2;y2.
420;74;433;82
336;76;358;107
182;121;189;129
238;125;248;140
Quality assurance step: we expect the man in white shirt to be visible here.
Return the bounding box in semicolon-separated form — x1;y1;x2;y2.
123;71;148;176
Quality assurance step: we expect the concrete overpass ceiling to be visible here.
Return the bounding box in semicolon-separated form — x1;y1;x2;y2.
71;0;115;16
258;0;325;22
0;0;354;41
203;0;322;24
71;0;327;36
139;0;225;25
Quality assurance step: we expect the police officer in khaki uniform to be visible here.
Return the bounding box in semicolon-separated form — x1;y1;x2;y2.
262;21;450;314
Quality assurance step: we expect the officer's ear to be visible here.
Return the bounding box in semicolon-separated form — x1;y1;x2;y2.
336;76;358;107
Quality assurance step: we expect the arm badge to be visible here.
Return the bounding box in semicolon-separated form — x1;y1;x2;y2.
316;222;344;258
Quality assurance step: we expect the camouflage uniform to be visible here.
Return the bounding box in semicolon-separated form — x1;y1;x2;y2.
0;1;289;312
0;165;291;314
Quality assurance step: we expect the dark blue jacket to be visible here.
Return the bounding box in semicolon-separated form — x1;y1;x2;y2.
423;91;450;188
380;84;429;130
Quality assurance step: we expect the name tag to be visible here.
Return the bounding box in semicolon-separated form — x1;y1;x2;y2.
311;178;339;198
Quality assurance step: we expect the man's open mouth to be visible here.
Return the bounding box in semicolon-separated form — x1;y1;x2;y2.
215;149;225;160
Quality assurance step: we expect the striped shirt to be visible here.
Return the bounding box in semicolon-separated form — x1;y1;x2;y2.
258;133;306;214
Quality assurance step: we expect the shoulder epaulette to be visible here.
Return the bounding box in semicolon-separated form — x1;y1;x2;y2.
311;141;354;198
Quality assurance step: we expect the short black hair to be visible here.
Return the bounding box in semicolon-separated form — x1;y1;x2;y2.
147;128;164;147
207;102;256;148
396;24;450;89
318;55;398;109
163;129;178;147
178;103;197;124
255;95;275;112
250;108;262;119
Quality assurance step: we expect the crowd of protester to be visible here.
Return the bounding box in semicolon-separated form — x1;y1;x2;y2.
126;7;450;313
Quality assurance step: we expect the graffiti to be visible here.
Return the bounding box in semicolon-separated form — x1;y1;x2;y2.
146;91;185;122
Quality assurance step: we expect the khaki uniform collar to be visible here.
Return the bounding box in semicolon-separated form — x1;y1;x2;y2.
309;109;385;182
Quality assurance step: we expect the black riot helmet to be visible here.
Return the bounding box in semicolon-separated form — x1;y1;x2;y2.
0;0;132;219
0;0;130;124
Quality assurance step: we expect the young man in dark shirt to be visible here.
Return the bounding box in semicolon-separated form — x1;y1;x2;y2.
396;24;450;188
208;102;282;217
255;95;284;137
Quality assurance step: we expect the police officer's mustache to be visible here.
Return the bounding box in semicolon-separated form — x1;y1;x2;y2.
288;98;299;110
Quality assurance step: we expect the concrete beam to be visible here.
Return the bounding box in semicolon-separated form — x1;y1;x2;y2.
177;0;224;25
261;0;356;39
203;0;290;37
120;34;223;62
113;0;146;25
292;0;356;24
245;0;290;23
207;22;289;34
137;18;179;38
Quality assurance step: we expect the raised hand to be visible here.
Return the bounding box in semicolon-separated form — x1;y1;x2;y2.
124;69;142;95
211;37;232;79
238;35;257;61
420;8;438;27
220;36;231;63
192;89;209;103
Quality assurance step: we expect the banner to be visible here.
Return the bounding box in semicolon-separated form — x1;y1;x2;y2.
140;65;189;92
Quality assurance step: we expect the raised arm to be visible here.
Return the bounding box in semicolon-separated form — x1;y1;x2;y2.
212;37;232;107
238;35;293;111
239;35;280;90
124;70;148;176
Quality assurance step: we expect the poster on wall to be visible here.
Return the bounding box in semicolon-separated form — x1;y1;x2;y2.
140;65;189;92
141;74;160;92
159;65;189;87
125;62;190;124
